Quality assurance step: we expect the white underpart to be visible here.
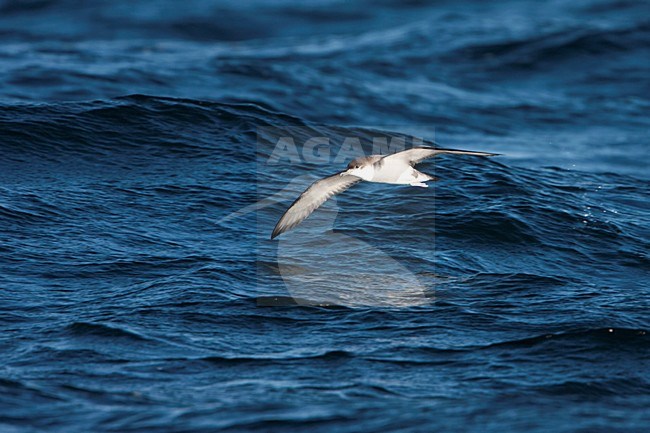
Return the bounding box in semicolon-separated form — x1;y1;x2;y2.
349;162;433;187
386;165;432;187
396;167;420;184
347;165;375;181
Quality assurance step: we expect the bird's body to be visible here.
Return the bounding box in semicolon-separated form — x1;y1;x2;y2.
351;155;434;186
271;146;498;239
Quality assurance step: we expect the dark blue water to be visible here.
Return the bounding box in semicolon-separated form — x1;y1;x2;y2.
1;1;649;432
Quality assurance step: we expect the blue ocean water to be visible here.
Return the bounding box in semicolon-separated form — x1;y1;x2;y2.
1;0;649;432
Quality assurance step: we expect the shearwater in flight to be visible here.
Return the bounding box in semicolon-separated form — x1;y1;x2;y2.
271;147;499;239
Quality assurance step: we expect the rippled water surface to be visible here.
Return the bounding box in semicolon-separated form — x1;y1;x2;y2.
1;1;649;432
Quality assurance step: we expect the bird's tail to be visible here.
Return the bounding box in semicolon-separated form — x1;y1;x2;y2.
417;170;438;182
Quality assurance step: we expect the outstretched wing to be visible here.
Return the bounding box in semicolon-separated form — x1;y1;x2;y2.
383;147;499;166
271;173;362;239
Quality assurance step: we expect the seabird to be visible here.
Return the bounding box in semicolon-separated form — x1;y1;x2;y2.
271;146;499;239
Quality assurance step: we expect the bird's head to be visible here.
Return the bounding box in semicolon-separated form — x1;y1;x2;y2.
342;157;374;180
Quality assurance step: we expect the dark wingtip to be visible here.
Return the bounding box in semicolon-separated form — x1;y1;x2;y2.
430;148;502;158
270;225;282;240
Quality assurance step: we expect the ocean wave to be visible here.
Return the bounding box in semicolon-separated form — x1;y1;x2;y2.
200;349;354;365
535;378;649;397
447;22;650;69
66;322;151;342
486;327;648;349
